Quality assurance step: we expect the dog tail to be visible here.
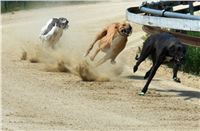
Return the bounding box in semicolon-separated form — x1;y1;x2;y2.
135;46;141;60
135;54;139;60
85;29;107;57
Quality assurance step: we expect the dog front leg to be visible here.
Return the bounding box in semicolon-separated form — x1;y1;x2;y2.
139;64;160;95
173;63;181;83
21;51;27;60
110;60;116;64
144;53;156;79
110;54;118;64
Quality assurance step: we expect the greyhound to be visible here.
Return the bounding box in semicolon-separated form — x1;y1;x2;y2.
133;33;186;95
85;22;132;66
39;17;69;48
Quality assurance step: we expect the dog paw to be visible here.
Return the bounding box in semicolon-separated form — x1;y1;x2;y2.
138;92;145;96
90;57;94;61
144;74;149;79
133;66;138;73
173;77;181;83
111;60;116;64
21;51;27;60
84;54;88;57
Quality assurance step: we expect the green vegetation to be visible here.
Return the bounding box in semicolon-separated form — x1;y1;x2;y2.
1;1;101;13
1;1;53;13
182;31;200;75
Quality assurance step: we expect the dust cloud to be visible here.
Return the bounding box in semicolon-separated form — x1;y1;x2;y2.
21;34;125;82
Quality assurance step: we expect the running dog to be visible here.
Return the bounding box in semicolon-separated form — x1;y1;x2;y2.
133;33;186;95
39;17;69;48
85;22;132;66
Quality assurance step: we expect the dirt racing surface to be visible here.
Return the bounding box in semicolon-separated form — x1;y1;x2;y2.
1;1;200;130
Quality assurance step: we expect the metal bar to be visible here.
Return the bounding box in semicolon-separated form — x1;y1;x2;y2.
140;7;164;16
174;5;200;13
142;26;200;47
140;6;200;20
189;2;194;15
142;1;181;9
126;7;200;31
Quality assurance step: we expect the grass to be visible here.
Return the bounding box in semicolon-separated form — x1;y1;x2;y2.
182;31;200;75
1;1;102;13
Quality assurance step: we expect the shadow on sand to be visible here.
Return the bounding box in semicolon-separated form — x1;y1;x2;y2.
157;89;200;100
125;75;161;81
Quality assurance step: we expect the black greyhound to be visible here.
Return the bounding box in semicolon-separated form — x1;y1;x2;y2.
133;33;186;95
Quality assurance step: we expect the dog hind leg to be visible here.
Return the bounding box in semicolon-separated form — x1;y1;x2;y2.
144;68;152;79
110;52;120;64
144;52;156;79
133;47;152;73
140;55;165;95
95;53;111;66
85;29;107;57
134;37;155;73
90;48;100;61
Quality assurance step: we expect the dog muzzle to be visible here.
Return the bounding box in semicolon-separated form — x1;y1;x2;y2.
119;28;132;37
174;56;184;65
58;18;69;30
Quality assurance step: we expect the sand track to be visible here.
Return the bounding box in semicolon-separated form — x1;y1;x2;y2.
2;1;200;130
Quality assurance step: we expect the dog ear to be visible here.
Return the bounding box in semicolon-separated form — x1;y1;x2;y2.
122;20;129;24
114;23;119;29
122;20;127;24
59;17;68;24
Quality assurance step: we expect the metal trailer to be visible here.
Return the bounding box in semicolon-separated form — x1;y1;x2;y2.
126;1;200;47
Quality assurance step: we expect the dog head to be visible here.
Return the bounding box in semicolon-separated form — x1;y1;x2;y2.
57;17;69;29
117;22;132;37
168;42;186;64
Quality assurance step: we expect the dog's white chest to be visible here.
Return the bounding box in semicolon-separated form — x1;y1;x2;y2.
52;28;63;41
165;56;173;62
40;26;63;45
111;35;125;49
